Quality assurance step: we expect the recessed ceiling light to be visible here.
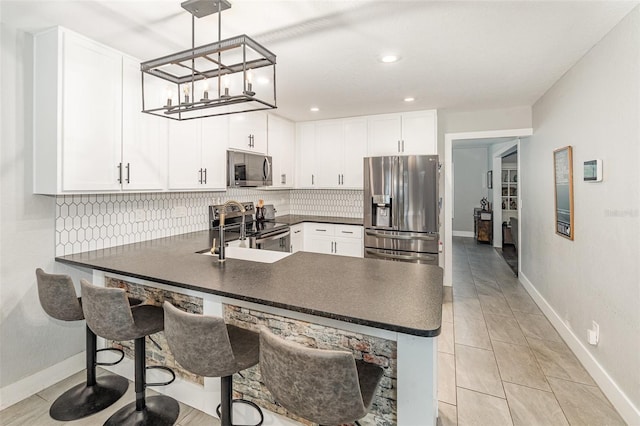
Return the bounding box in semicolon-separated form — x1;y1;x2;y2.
404;97;415;102
310;107;319;112
380;54;400;63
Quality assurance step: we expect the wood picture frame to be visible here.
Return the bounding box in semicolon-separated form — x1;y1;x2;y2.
554;146;574;240
487;170;493;189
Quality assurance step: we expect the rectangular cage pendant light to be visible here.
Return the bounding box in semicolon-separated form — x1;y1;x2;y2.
141;0;277;120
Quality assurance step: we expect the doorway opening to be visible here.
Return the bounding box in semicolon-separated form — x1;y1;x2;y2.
443;128;532;287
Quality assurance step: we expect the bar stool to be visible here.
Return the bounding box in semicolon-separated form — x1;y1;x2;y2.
80;279;179;426
35;268;130;421
162;301;264;426
259;328;384;426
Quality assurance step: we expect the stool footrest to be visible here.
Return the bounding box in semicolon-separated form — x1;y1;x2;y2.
145;365;176;387
95;347;125;366
216;398;264;426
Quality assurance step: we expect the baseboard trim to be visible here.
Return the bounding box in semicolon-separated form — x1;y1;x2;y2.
452;231;474;238
0;352;85;411
519;272;640;425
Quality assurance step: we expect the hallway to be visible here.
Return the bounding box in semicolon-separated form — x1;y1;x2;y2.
437;237;626;425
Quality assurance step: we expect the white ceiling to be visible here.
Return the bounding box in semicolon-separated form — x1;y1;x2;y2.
2;0;637;122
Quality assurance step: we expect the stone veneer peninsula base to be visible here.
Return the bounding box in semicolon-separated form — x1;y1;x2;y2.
56;231;442;425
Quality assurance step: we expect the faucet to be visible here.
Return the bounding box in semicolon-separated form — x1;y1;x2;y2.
215;200;246;262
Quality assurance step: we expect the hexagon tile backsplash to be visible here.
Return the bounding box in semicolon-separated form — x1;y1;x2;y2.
55;189;363;256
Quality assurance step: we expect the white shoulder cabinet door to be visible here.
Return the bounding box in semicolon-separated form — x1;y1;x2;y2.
401;110;437;155
228;112;267;154
168;116;227;190
200;116;228;189
32;27;124;193
367;114;402;157
295;122;317;188
366;110;437;156
342;118;367;188
121;56;167;190
314;120;343;187
267;114;295;188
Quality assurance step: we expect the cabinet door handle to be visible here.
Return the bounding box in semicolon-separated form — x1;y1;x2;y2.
125;163;130;184
117;163;122;184
341;231;353;234
203;168;207;184
315;229;327;232
402;140;405;152
198;168;203;184
294;230;301;234
338;174;341;185
311;174;314;185
398;140;401;152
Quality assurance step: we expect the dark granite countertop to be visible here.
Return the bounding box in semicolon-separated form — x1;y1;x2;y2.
274;215;363;226
56;231;442;337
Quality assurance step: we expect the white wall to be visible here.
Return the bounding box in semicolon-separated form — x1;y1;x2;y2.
0;23;87;398
452;147;489;234
521;6;639;423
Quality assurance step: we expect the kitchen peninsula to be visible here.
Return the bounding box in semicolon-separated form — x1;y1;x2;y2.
56;230;443;426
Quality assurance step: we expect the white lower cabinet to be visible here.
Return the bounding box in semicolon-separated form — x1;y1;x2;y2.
290;224;304;253
303;223;363;258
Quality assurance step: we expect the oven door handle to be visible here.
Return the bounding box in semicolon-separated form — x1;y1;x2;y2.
365;248;436;262
365;230;437;241
254;230;290;245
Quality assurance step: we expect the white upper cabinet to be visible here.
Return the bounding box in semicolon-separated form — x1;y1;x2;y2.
295;122;317;188
295;118;367;189
314;120;343;187
267;114;295;188
342;118;368;187
367;110;437;156
228;111;267;154
168;116;227;190
33;27;166;194
122;56;167;191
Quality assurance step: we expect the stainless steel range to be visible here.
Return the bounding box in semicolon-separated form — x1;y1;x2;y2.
209;202;291;252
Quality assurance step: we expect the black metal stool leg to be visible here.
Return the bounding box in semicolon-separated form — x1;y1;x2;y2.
216;375;264;426
105;337;179;426
48;327;129;421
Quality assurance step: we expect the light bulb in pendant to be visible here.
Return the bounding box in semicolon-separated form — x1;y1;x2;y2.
222;76;230;98
244;71;255;96
182;85;190;104
202;80;210;101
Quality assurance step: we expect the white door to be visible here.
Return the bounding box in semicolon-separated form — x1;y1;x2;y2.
314;120;343;188
168;120;202;190
200;116;228;189
228;112;267;153
295;122;316;187
62;32;122;191
268;115;295;188
367;114;401;156
121;56;166;191
342;118;367;188
401;110;437;155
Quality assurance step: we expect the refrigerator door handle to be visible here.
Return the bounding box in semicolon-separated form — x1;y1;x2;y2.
365;249;436;262
365;230;437;241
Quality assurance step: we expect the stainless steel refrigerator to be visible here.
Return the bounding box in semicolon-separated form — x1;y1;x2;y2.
364;155;439;265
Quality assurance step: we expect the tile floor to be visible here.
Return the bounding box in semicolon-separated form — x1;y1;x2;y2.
437;237;626;426
0;237;627;425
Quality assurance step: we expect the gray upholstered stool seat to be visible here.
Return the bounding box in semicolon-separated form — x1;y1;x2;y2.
259;327;384;426
163;301;264;426
80;279;179;426
35;268;129;421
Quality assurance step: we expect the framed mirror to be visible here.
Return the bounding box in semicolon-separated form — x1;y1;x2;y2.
553;146;574;240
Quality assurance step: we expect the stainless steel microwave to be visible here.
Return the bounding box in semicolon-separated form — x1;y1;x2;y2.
227;150;272;187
